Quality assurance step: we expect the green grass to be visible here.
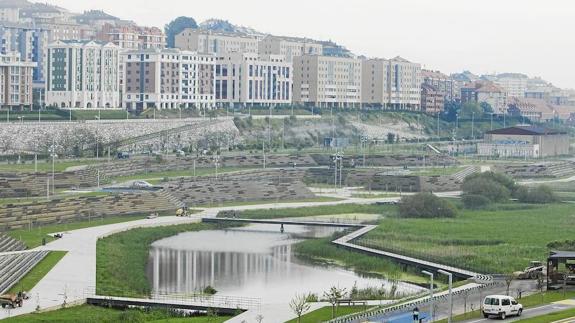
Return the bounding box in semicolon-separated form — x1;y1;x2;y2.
7;251;67;294
111;167;257;183
294;235;429;286
204;196;342;208
516;307;575;323
96;222;226;297
358;203;575;273
2;304;232;322
286;305;368;323
409;166;464;176
437;290;575;323
0;159;99;173
8;214;150;248
233;203;396;219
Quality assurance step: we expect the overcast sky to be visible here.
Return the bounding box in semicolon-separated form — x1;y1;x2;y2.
47;0;575;88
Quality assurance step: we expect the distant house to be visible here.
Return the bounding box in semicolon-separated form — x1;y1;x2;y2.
478;126;569;158
461;81;507;114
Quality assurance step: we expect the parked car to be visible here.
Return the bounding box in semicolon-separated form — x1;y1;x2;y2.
483;295;523;319
117;152;130;159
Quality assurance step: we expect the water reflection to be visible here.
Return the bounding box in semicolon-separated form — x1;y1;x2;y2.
148;224;422;303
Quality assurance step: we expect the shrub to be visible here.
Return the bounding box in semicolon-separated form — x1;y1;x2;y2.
398;193;457;218
462;194;491;209
463;171;517;192
461;177;510;203
515;185;558;204
203;285;217;295
547;240;575;251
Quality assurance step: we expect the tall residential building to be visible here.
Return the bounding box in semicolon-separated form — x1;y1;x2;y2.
214;53;292;106
175;29;258;55
122;48;216;110
97;23;165;50
258;35;322;62
361;57;421;110
293;55;362;108
0;53;36;108
493;74;528;98
46;40;120;109
0;23;50;83
422;69;455;101
420;83;444;115
0;7;20;22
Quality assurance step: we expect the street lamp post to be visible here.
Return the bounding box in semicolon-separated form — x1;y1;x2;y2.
438;269;453;323
471;112;475;139
422;270;434;322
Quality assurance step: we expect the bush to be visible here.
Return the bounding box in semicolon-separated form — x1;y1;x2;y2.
515;185;558;204
463;171;517;192
462;194;492;209
203;285;217;295
461;177;511;203
398;193;457;218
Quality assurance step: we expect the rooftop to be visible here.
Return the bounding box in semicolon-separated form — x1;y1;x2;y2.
486;125;567;136
548;251;575;259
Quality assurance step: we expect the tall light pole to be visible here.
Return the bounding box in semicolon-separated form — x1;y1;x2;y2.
471;111;475;139
438;269;453;323
422;270;434;322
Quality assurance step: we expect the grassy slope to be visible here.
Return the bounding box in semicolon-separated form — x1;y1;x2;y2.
8;214;148;248
516;307;575;323
2;304;231;323
285;305;368;323
235;203;396;219
0;159;100;173
437;291;575;323
96;223;218;297
7;251;67;294
359;203;575;273
110;166;258;183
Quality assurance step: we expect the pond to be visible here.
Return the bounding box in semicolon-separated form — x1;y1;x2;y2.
147;223;422;304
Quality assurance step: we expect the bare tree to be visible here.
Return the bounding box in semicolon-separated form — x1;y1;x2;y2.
255;314;264;323
461;289;470;315
323;286;347;319
504;273;515;296
289;294;311;323
536;272;546;302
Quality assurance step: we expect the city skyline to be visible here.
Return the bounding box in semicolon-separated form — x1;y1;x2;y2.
46;0;575;89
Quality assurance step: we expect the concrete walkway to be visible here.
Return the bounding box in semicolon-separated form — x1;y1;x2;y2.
0;192;460;321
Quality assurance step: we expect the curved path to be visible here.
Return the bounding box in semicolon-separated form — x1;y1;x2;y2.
0;192;459;321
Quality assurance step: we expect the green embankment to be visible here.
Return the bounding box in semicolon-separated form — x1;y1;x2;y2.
96;223;221;297
233;203;396;219
1;304;232;323
7;251;67;294
359;203;574;273
516;307;575;323
286;305;368;323
8;214;151;248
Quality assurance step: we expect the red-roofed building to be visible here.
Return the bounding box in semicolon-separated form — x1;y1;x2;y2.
461;81;507;114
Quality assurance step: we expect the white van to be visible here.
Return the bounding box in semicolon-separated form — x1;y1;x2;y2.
483;295;523;319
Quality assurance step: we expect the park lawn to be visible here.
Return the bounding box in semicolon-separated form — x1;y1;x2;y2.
7;251;67;294
96;222;223;297
233;203;396;219
358;203;575;274
110;166;257;183
0;159;100;173
286;305;369;323
8;214;151;248
203;196;342;208
516;307;575;323
2;304;232;322
436;290;575;323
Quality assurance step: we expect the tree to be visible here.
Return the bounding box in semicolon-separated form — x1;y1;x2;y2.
504;273;515;296
460;102;482;119
398;193;458;218
165;17;198;48
386;132;396;144
515;185;558;204
289;294;311;323
323;286;347;319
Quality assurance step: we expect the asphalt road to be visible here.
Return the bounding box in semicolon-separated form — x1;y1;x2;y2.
460;301;575;322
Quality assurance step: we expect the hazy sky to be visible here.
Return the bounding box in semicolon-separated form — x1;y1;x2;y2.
47;0;575;88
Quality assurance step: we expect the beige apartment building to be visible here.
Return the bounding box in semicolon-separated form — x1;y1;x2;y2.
293;55;362;108
0;53;36;108
214;53;292;106
175;29;258;55
97;23;165;50
362;57;421;110
258;35;322;62
122;48;215;110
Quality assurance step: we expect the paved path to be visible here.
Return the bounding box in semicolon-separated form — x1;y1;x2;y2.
0;192;462;321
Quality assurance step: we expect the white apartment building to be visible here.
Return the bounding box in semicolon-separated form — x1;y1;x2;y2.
175;29;258;55
0;53;36;108
46;40;120;109
293;55;362;108
214;53;292;106
362;57;421;110
122;48;216;110
495;75;528;98
258;35;323;62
